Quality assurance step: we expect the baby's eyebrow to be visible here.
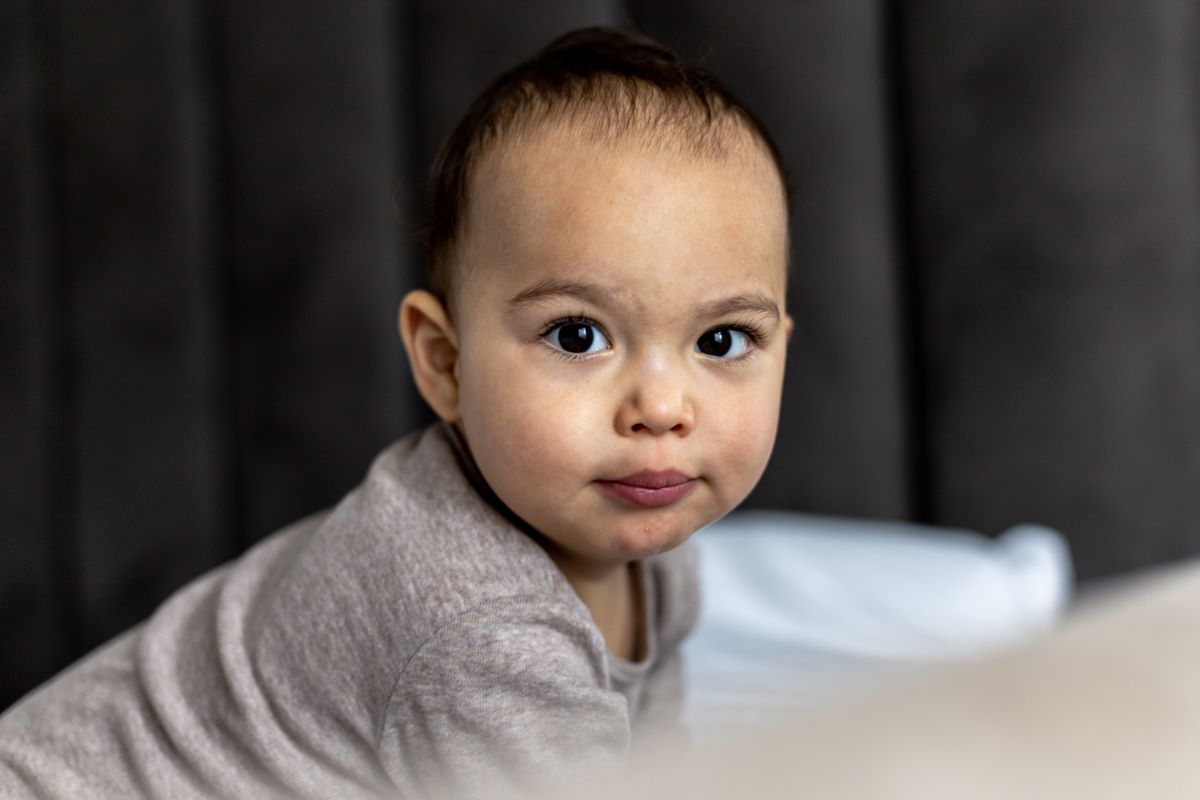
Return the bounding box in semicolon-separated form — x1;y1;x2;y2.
699;293;780;322
508;278;613;310
508;277;780;322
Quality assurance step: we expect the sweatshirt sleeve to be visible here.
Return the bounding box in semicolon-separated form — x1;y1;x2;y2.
377;595;631;800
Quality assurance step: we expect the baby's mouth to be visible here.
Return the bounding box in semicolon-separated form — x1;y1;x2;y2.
595;470;697;508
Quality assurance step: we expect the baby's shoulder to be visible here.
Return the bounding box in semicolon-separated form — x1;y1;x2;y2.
261;424;583;642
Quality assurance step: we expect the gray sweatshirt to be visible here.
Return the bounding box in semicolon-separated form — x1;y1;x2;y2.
0;421;700;799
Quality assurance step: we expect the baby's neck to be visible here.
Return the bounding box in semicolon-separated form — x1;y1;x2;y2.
555;557;643;661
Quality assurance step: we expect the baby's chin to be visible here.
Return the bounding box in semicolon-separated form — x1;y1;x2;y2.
602;514;705;561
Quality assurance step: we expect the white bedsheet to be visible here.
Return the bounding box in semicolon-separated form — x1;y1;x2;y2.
680;510;1073;737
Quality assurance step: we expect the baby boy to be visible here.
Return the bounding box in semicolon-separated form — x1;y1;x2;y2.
0;26;792;799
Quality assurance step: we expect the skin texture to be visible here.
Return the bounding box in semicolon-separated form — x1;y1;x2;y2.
399;123;792;657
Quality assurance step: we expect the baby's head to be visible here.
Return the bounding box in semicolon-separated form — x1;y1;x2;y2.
399;27;792;581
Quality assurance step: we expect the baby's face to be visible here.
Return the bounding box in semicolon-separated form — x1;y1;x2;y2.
450;127;790;575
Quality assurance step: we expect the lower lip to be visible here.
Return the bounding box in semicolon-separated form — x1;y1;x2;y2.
596;479;697;508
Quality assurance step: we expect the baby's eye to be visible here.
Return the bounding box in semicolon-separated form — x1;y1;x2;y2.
696;327;751;359
544;320;611;356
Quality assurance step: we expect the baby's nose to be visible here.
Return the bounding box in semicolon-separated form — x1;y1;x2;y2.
615;371;695;436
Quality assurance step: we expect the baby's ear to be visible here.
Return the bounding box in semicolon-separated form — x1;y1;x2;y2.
398;290;461;422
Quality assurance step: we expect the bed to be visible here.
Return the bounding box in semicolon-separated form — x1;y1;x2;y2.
682;510;1072;740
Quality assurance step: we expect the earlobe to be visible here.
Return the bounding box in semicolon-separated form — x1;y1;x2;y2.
398;289;461;422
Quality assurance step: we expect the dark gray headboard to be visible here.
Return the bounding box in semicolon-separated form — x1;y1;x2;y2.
4;0;1199;708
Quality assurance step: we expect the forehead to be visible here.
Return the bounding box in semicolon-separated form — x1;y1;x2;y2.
457;124;789;312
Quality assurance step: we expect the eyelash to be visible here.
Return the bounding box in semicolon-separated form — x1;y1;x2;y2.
536;312;768;364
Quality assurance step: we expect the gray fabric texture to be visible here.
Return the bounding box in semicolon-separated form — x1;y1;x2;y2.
0;421;701;799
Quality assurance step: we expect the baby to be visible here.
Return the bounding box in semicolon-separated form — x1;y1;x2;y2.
0;26;791;799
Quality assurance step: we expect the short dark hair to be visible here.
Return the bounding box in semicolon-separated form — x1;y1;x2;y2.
417;26;791;306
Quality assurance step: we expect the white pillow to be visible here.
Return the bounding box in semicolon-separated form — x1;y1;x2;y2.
680;510;1073;736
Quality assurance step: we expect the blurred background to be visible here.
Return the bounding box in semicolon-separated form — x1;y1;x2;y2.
3;0;1200;709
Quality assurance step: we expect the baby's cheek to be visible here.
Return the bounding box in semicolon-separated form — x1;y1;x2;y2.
486;382;580;478
711;397;778;501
